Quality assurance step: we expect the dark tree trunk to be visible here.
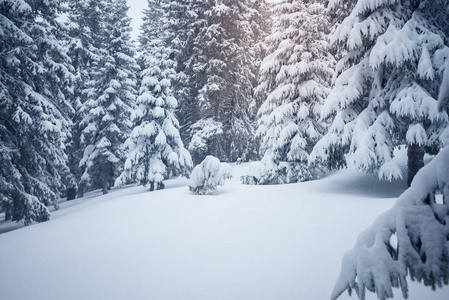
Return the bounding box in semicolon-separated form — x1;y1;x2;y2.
67;187;76;201
150;181;155;191
4;211;11;221
211;136;219;158
211;96;220;158
407;143;425;187
102;162;110;195
226;134;232;162
102;182;108;195
12;195;22;221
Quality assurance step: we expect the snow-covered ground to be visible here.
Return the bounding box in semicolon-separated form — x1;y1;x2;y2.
0;157;448;300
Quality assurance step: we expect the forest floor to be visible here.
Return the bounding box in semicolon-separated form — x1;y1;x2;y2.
1;150;448;300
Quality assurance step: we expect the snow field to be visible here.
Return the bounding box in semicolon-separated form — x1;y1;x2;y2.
0;163;448;300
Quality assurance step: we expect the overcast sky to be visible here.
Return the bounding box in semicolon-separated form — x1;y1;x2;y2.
128;0;146;42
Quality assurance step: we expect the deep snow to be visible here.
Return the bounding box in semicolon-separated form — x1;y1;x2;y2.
0;159;448;300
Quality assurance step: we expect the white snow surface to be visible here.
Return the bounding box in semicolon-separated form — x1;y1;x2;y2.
0;158;448;300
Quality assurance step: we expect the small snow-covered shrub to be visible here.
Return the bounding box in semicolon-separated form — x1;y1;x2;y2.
241;156;318;185
241;161;270;185
188;156;232;195
332;146;449;300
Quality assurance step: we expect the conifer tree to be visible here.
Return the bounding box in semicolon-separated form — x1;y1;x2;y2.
332;145;449;300
189;0;266;163
116;61;192;191
255;0;334;184
65;0;105;199
117;0;192;191
165;0;205;150
79;0;139;194
0;0;73;224
311;0;449;185
332;74;449;300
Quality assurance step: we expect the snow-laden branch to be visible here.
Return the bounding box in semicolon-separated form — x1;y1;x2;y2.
332;146;449;300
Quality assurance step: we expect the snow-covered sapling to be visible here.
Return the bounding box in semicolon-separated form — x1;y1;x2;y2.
188;156;232;195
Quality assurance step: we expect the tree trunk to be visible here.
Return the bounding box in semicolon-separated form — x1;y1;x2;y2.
407;143;425;187
67;187;76;201
226;134;232;162
102;162;110;195
211;135;219;158
211;95;220;158
150;181;155;191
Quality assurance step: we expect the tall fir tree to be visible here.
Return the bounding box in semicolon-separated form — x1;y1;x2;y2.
164;0;205;153
311;0;449;185
149;0;268;165
255;0;335;184
116;0;192;191
332;62;449;300
187;0;267;163
79;0;139;194
65;0;106;199
0;0;73;224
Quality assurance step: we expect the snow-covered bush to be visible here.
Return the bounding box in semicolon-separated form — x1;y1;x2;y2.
241;157;318;185
241;162;270;185
332;146;449;300
188;156;232;195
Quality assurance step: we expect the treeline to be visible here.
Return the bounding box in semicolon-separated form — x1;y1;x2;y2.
1;0;448;224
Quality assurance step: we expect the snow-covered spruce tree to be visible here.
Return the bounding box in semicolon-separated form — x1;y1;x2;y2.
79;0;139;194
248;0;272;110
254;0;334;184
0;0;73;224
332;51;449;300
139;0;164;51
189;0;264;163
332;145;449;300
311;0;449;186
162;0;209;163
116;0;192;191
65;0;106;199
116;62;193;191
188;156;232;195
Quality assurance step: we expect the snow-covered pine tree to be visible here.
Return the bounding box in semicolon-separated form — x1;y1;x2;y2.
65;0;106;199
116;62;193;191
248;0;271;110
164;0;205;155
79;0;139;194
116;0;192;191
0;0;73;224
255;0;334;184
139;0;164;51
233;0;270;161
190;0;265;163
332;145;449;300
311;0;449;186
